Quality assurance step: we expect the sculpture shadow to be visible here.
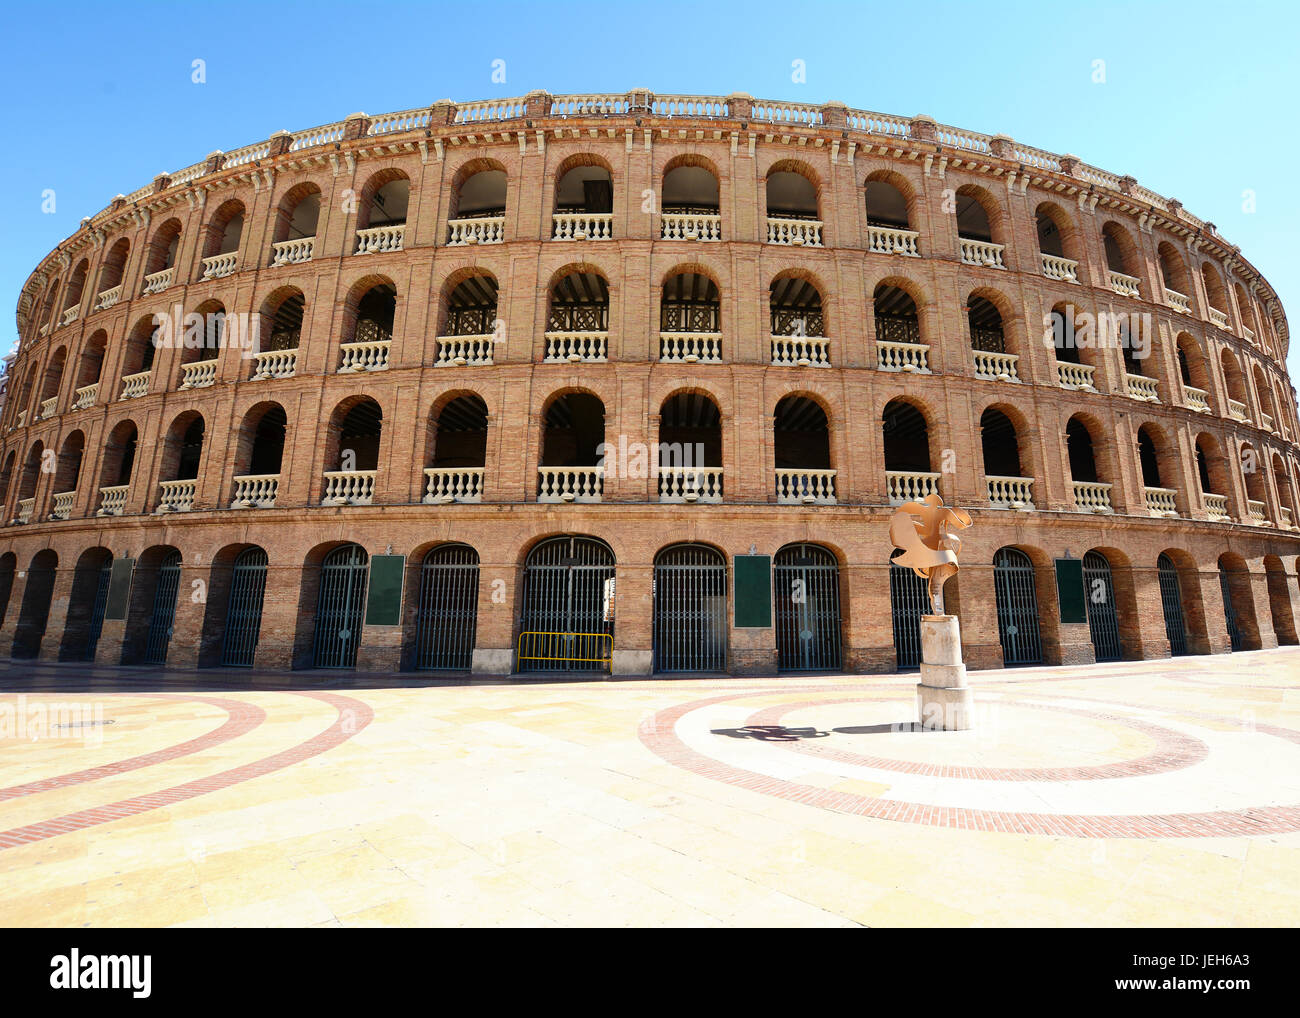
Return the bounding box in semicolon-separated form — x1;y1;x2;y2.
710;725;829;742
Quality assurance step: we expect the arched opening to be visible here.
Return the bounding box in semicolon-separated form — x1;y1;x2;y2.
774;395;834;503
555;161;613;216
124;546;182;665
97;420;137;516
1035;202;1078;278
341;280;396;369
873;282;924;370
1101;222;1140;287
1137;425;1164;488
1158;242;1191;304
200;199;244;277
219;546;270;667
1220;349;1249;412
436;272;498;366
16;441;44;521
95;238;130;303
271;182;321;261
955;185;998;244
12;549;58;658
546;268;609;361
653;543;728;673
766;167;819;220
0;452;13;519
359;172;409;231
981;407;1030;507
62;259;89;315
75;330;107;398
968;292;1018;380
60;547;113;661
1234;283;1255;336
770;273;827;365
1175;332;1210;409
448;165;506;243
38;347;66;416
1217;553;1259;651
323;398;382;505
1066;416;1110;512
864;173;916;254
663;163;720;216
1194;434;1230;518
882;398;934;503
232;402;287;507
1240;442;1269;521
120;316;157;395
1083;550;1123;661
658;391;723;502
993;547;1043;665
312;543;369;669
518;535;615;672
52;431;85;515
539;392;605;502
1253;365;1277;425
660;270;721;362
157;414;205;512
1262;556;1297;645
412;544;480;670
424;394;488;503
1156;552;1191;656
254;289;304;378
774;543;842;672
179;300;224;387
1201;262;1228;318
0;553;15;634
1272;453;1295;525
890;546;930;669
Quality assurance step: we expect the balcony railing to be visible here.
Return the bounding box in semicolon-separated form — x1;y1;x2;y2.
660;332;722;363
1072;480;1114;514
1143;486;1179;517
1227;398;1249;422
551;213;612;241
14;409;26;429
142;267;174;294
1208;308;1229;330
73;383;98;410
973;350;1020;382
1125;373;1160;402
987;475;1035;509
771;334;830;367
766;217;823;247
271;237;314;266
959;238;1005;268
231;474;279;508
775;468;837;505
251;348;297;380
179;360;217;389
337;340;391;373
435;335;495;366
661;212;721;241
96;485;129;516
200;252;238;280
321;470;376;505
1247;499;1270;526
94;285;122;311
38;397;57;420
355;224;405;254
538;466;603;503
16;498;34;525
156;479;197;513
119;371;150;400
886;470;940;505
1108;270;1141;298
1056;362;1097;391
1165;289;1191;314
1282;506;1294;530
544;332;608;363
659;466;724;503
447;215;505;245
877;340;930;373
49;490;75;521
1182;385;1210;413
1041;254;1079;283
1243;326;1255;344
1203;493;1231;522
423;467;485;504
1261;412;1274;432
867;225;920;257
60;304;81;326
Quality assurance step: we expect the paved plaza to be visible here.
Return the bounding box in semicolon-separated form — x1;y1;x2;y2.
2;648;1300;927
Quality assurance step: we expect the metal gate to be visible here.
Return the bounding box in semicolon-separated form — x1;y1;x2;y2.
313;544;368;668
890;553;929;670
1157;553;1189;656
84;563;111;660
774;544;842;671
653;544;727;673
1219;566;1243;652
1083;551;1122;662
142;550;182;665
518;536;614;672
993;547;1043;665
415;544;479;670
221;547;268;667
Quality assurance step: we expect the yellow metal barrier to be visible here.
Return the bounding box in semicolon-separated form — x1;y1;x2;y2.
517;631;613;669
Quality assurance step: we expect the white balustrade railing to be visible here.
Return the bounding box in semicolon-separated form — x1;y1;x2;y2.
867;225;920;257
1203;493;1231;522
1056;362;1097;391
986;475;1035;509
1072;480;1114;514
179;360;217;389
119;370;150;399
661;213;721;241
96;484;129;516
877;340;930;373
200;252;238;280
886;470;941;505
14;409;26;428
321;470;376;506
447;216;505;245
337;340;390;373
1144;487;1179;517
766;217;823;247
1108;270;1141;298
94;284;122;310
142;267;173;294
1227;398;1249;422
1282;506;1294;530
1208;308;1230;329
1125;373;1160;402
16;498;34;525
1247;499;1270;526
1243;326;1255;343
537;466;603;503
973;350;1020;382
355;223;405;254
231;474;279;508
544;332;608;362
658;466;724;504
772;467;837;505
38;397;57;420
156;479;197;513
1041;253;1079;283
270;237;314;266
659;332;722;363
435;335;495;367
1261;412;1274;432
770;334;831;367
959;238;1005;268
1182;385;1209;413
49;490;75;520
423;467;485;504
60;304;81;326
251;348;297;380
1165;289;1192;314
551;213;612;241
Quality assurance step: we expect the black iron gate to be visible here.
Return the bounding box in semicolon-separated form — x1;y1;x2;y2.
890;553;930;670
313;544;368;668
1157;553;1189;656
653;544;727;673
518;536;614;672
1083;551;1122;662
415;544;479;670
774;544;842;671
993;547;1043;665
84;563;111;660
221;547;268;667
142;551;182;665
1219;566;1243;652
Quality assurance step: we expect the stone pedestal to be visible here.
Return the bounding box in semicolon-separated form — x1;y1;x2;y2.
916;614;972;731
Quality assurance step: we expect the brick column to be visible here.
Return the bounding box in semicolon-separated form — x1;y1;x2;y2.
842;562;894;672
472;550;516;674
35;565;76;662
612;562;652;675
950;562;1004;670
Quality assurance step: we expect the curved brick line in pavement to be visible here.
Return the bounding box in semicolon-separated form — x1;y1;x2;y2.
0;691;373;850
746;696;1209;782
638;688;1300;838
0;694;266;801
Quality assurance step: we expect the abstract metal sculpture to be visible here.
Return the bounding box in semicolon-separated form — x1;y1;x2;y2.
889;493;973;616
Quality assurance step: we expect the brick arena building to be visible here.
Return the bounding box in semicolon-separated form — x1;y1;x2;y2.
2;90;1298;677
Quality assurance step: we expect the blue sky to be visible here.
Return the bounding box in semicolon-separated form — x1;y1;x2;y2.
4;0;1297;381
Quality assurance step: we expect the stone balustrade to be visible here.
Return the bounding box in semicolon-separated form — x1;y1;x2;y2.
877;340;930;373
142;267;173;294
94;284;122;310
886;470;940;505
423;467;485;504
119;370;151;400
1203;493;1231;522
660;332;722;363
447;216;505;245
1247;499;1270;526
1182;385;1209;413
60;304;81;326
14;409;26;428
1227;399;1249;422
337;340;391;373
1243;326;1255;343
156;479;197;513
986;475;1035;509
1125;373;1160;402
775;468;837;505
544;332;608;363
1056;362;1097;391
1282;506;1294;530
661;213;721;241
1166;289;1191;314
973;350;1020;382
771;334;831;367
180;360;217;389
1208;308;1229;329
200;252;238;280
1108;270;1141;297
321;470;376;505
96;485;129;516
867;225;920;257
959;238;1005;268
766;217;823;247
435;335;496;367
38;397;57;420
551;213;612;241
16;498;34;525
251;348;298;380
355;224;405;254
231;474;279;508
659;466;724;503
1143;486;1179;517
538;466;603;503
1261;412;1274;432
270;237;314;266
73;383;99;410
1072;480;1114;513
49;490;75;520
1040;254;1079;283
